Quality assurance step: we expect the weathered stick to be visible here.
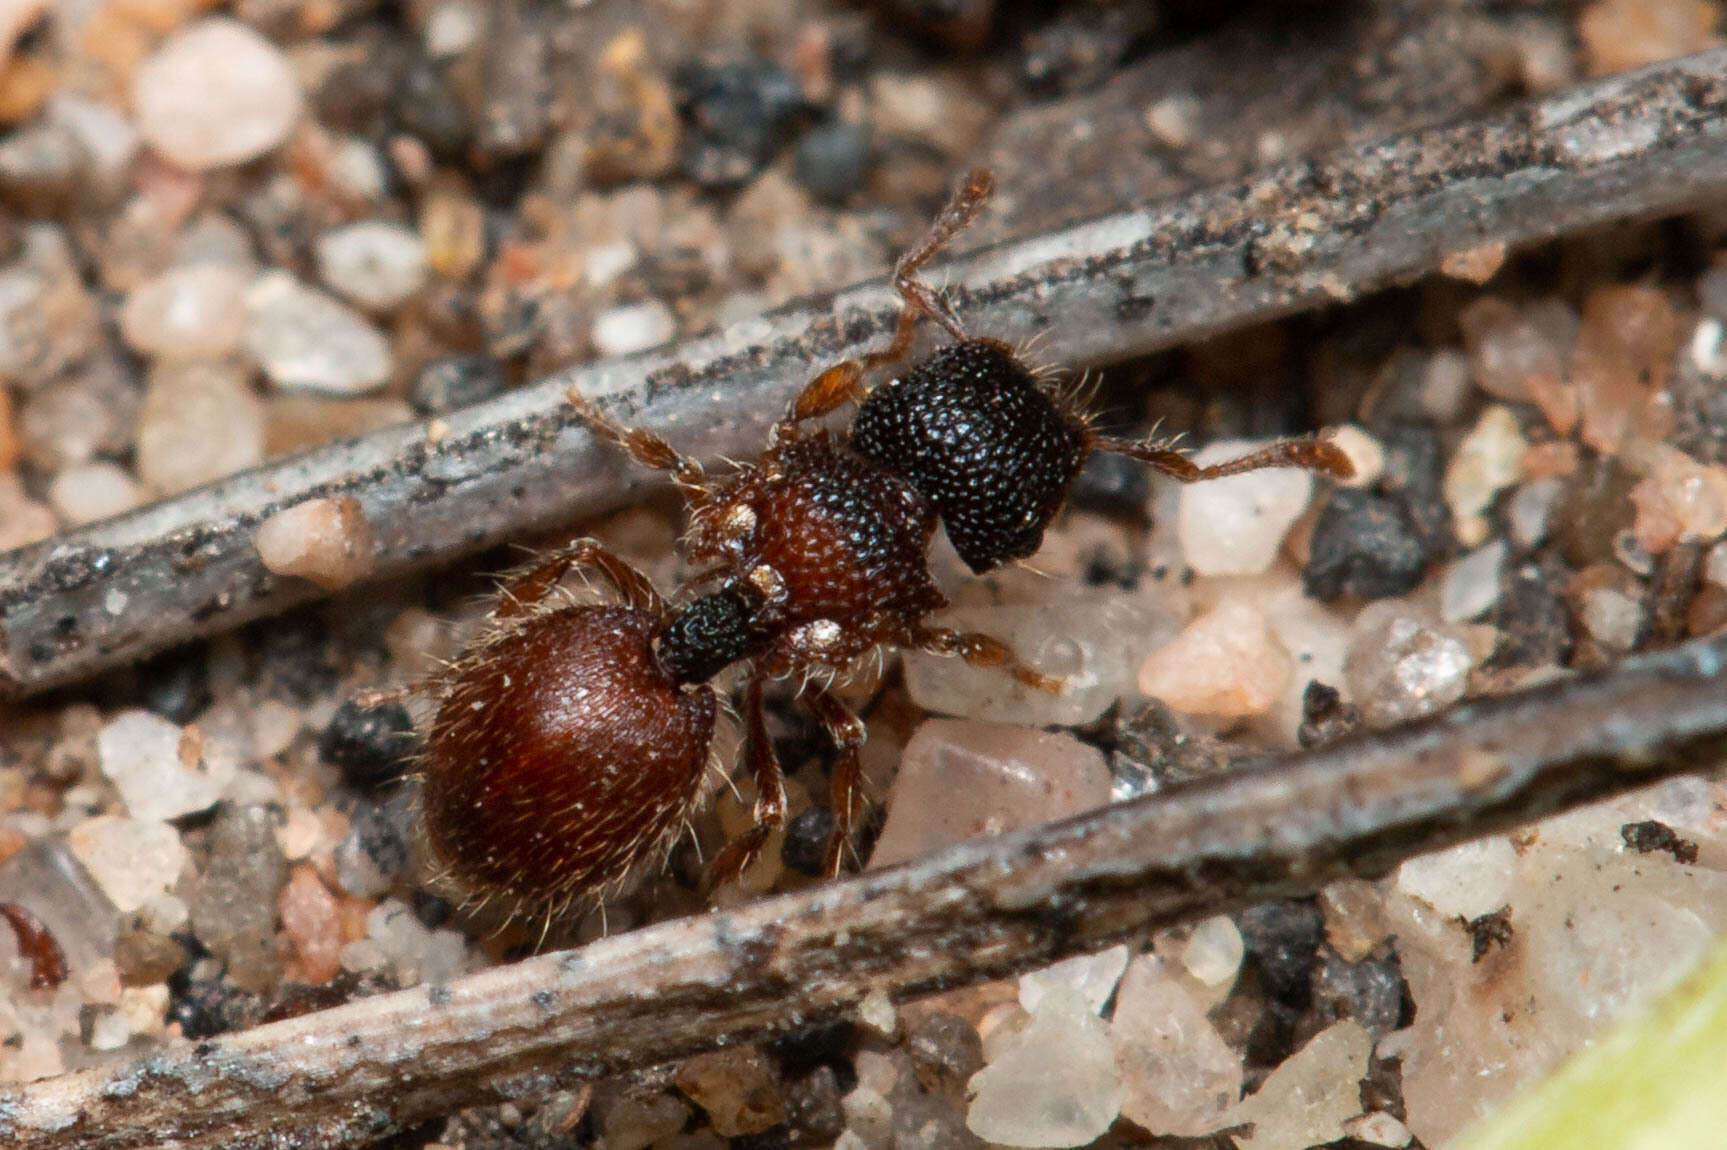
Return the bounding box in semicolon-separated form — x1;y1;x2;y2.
5;631;1726;1149
5;50;1727;695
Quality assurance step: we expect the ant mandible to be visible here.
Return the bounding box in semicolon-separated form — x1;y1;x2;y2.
417;169;1352;920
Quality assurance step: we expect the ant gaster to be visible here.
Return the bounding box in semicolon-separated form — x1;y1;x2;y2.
418;169;1352;918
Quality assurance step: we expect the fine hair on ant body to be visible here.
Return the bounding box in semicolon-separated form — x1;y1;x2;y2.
413;168;1353;924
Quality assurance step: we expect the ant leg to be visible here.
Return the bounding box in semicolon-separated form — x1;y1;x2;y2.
566;385;709;502
775;169;999;443
494;538;665;621
706;673;788;889
878;167;996;352
909;625;1065;694
804;687;867;878
1092;433;1356;484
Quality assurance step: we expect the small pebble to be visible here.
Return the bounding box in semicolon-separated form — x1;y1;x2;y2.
596;1088;692;1150
1419;348;1473;421
1019;945;1129;1016
907;1012;985;1089
1138;601;1292;719
1395;836;1517;919
19;360;137;470
133;19;303;171
869;720;1111;869
676;56;802;187
794;120;871;201
335;798;413;899
1226;1019;1372;1150
780;804;835;877
1320;879;1392;963
135;360;265;494
591;300;676;358
319;699;415;792
1458;296;1563;402
1629;446;1727;554
278;865;342;985
1345;1112;1414;1147
314;221;429;313
675;1047;788;1137
1344;604;1473;728
1176;439;1314;576
0;472;53;549
1508;477;1565;549
245;271;392;396
1303;489;1429;602
45;93;138;190
1445;404;1527;547
857;987;897;1037
1572;285;1678;454
0;121;88;217
98;709;231;822
1111;953;1241;1137
46;461;144;527
1569;564;1647;653
113;921;185;987
409;355;505;415
1579;0;1721;75
364;898;465;986
66;816;188;915
188;803;286;993
1180;915;1246;988
966;986;1123;1147
1439;540;1508;624
1689;316;1727;378
119;263;249;360
255;496;375;591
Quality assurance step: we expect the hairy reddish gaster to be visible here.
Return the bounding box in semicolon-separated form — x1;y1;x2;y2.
423;604;716;911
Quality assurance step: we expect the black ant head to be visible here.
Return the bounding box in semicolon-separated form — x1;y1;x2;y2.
849;338;1088;574
654;584;776;684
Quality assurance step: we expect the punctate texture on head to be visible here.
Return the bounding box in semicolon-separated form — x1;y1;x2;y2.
421;605;716;907
850;339;1087;574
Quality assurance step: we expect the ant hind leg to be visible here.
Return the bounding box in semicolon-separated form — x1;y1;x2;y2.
909;625;1064;694
706;673;788;890
493;538;665;622
804;687;868;878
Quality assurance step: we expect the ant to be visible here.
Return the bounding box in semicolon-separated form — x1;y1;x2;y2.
416;169;1353;921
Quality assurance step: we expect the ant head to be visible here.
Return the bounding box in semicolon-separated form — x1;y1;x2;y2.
654;585;776;684
850;338;1088;574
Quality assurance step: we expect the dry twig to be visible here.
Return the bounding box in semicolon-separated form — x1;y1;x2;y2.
4;631;1726;1148
6;50;1727;695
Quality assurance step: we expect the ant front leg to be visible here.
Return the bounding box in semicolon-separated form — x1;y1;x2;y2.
909;625;1065;694
774;168;1001;448
803;686;867;878
706;672;788;890
1092;433;1356;485
566;385;711;504
494;538;666;622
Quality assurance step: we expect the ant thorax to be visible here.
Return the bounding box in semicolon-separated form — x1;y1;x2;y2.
682;432;945;674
